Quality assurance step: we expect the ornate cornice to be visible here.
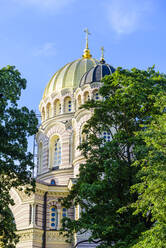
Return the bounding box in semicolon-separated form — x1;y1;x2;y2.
37;167;73;181
11;182;69;203
46;230;68;243
17;229;69;244
17;228;43;242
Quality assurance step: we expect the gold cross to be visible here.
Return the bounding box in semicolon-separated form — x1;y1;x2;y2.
84;28;91;49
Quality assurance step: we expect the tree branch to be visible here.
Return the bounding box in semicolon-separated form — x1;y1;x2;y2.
74;238;101;248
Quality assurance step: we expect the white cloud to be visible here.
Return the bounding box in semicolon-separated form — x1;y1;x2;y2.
107;0;154;35
12;0;75;11
34;42;56;56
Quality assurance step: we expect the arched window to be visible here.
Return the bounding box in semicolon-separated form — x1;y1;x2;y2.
64;97;72;113
54;99;61;116
93;90;100;100
51;179;56;185
50;206;58;229
54;138;61;167
62;207;67;218
38;142;43;173
46;102;52;119
49;135;62;169
42;107;45;121
84;91;90;102
103;131;111;142
77;95;82;109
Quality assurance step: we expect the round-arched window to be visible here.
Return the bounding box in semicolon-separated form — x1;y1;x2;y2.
50;206;58;229
92;89;100;101
84;91;90;102
46;102;51;119
77;95;82;109
94;91;99;100
51;179;56;185
54;138;61;167
54;99;61;116
64;97;72;113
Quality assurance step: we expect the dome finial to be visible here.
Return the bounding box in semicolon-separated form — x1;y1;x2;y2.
100;46;105;63
83;28;92;59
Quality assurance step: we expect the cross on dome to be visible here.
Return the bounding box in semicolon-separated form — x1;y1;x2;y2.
100;46;105;63
84;28;91;49
83;28;92;59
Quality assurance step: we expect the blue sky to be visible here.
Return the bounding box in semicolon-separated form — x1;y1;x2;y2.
0;0;166;115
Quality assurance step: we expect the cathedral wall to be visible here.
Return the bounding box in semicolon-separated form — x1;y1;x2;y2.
73;109;92;177
46;194;74;230
42;138;49;173
35;203;43;229
37;116;73;178
10;189;31;230
16;229;43;248
37;168;73;185
16;240;34;248
16;203;30;229
46;230;71;248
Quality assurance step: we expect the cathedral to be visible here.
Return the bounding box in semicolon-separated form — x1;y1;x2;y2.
10;31;115;248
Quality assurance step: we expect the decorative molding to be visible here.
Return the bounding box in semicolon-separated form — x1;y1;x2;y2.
46;230;67;243
73;155;85;166
46;121;66;138
17;228;43;242
37;168;73;181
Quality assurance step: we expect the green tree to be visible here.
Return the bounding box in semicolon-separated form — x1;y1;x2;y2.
131;95;166;248
61;67;166;248
0;66;38;247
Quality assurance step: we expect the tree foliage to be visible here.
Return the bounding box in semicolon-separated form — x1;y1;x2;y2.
0;66;38;247
61;67;166;247
131;95;166;248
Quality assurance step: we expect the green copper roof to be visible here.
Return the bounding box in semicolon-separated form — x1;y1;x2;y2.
43;57;99;99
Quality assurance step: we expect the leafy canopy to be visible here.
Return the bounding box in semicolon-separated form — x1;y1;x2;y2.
0;66;38;248
131;95;166;248
61;67;166;248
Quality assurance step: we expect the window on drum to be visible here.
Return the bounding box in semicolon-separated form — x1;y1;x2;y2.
54;138;61;166
54;100;61;116
64;97;72;113
93;90;100;100
51;179;56;185
68;100;72;112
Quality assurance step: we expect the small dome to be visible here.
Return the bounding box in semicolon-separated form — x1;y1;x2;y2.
43;57;99;99
80;61;115;87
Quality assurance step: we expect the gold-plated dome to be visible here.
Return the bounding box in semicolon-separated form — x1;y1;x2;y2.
43;57;99;99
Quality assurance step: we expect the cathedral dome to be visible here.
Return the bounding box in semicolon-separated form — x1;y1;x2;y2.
42;57;99;99
80;60;115;87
